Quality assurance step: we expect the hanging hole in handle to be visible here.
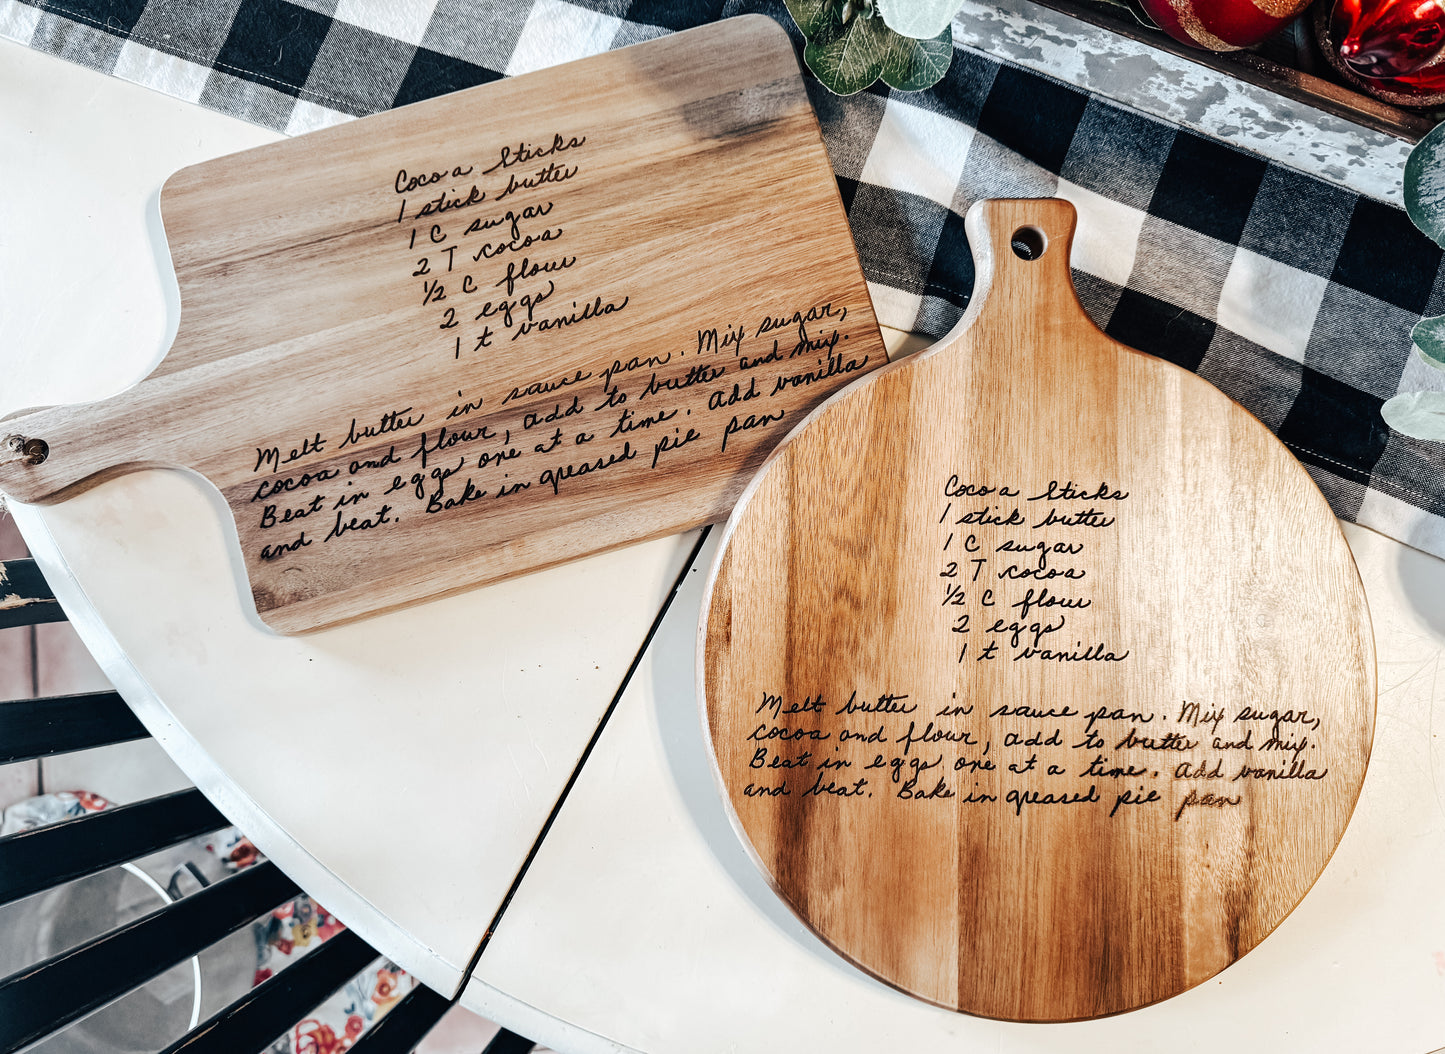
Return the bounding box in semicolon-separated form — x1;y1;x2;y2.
22;438;48;465
5;436;48;465
1010;226;1047;261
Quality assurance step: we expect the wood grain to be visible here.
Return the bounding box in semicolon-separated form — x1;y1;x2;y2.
0;16;886;634
700;199;1375;1021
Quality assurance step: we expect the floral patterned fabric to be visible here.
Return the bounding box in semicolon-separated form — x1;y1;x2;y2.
211;829;419;1053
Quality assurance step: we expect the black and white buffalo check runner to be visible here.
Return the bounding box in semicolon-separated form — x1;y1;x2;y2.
4;0;1443;557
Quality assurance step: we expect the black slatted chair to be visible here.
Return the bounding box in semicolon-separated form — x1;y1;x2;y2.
0;556;537;1054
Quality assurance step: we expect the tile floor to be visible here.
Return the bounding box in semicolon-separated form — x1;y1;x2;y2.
0;509;512;1053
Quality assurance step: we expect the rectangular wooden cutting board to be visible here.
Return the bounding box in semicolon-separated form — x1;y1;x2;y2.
0;15;886;634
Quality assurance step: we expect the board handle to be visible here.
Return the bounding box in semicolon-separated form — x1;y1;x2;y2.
0;367;222;505
961;198;1092;333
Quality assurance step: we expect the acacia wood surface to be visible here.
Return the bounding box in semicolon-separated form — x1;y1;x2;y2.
700;199;1375;1022
0;16;885;634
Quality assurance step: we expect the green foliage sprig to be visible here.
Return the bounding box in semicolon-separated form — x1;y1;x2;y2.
784;0;954;95
1390;122;1445;441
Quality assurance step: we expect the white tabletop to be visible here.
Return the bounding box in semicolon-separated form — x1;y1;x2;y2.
6;27;1445;1054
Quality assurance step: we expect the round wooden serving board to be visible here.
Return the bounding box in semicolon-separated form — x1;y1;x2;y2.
698;199;1376;1022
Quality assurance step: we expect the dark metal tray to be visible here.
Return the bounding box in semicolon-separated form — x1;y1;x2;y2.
1031;0;1439;140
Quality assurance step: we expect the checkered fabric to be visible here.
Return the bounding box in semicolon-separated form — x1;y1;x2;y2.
4;0;1443;557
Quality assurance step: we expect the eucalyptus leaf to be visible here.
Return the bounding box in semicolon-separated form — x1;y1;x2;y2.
1411;314;1445;369
878;23;952;90
1404;120;1445;250
876;0;959;38
783;0;836;39
800;6;951;95
1381;390;1445;442
804;12;892;95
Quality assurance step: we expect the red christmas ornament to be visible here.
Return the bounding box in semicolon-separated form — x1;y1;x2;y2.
1139;0;1312;50
1320;0;1445;100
